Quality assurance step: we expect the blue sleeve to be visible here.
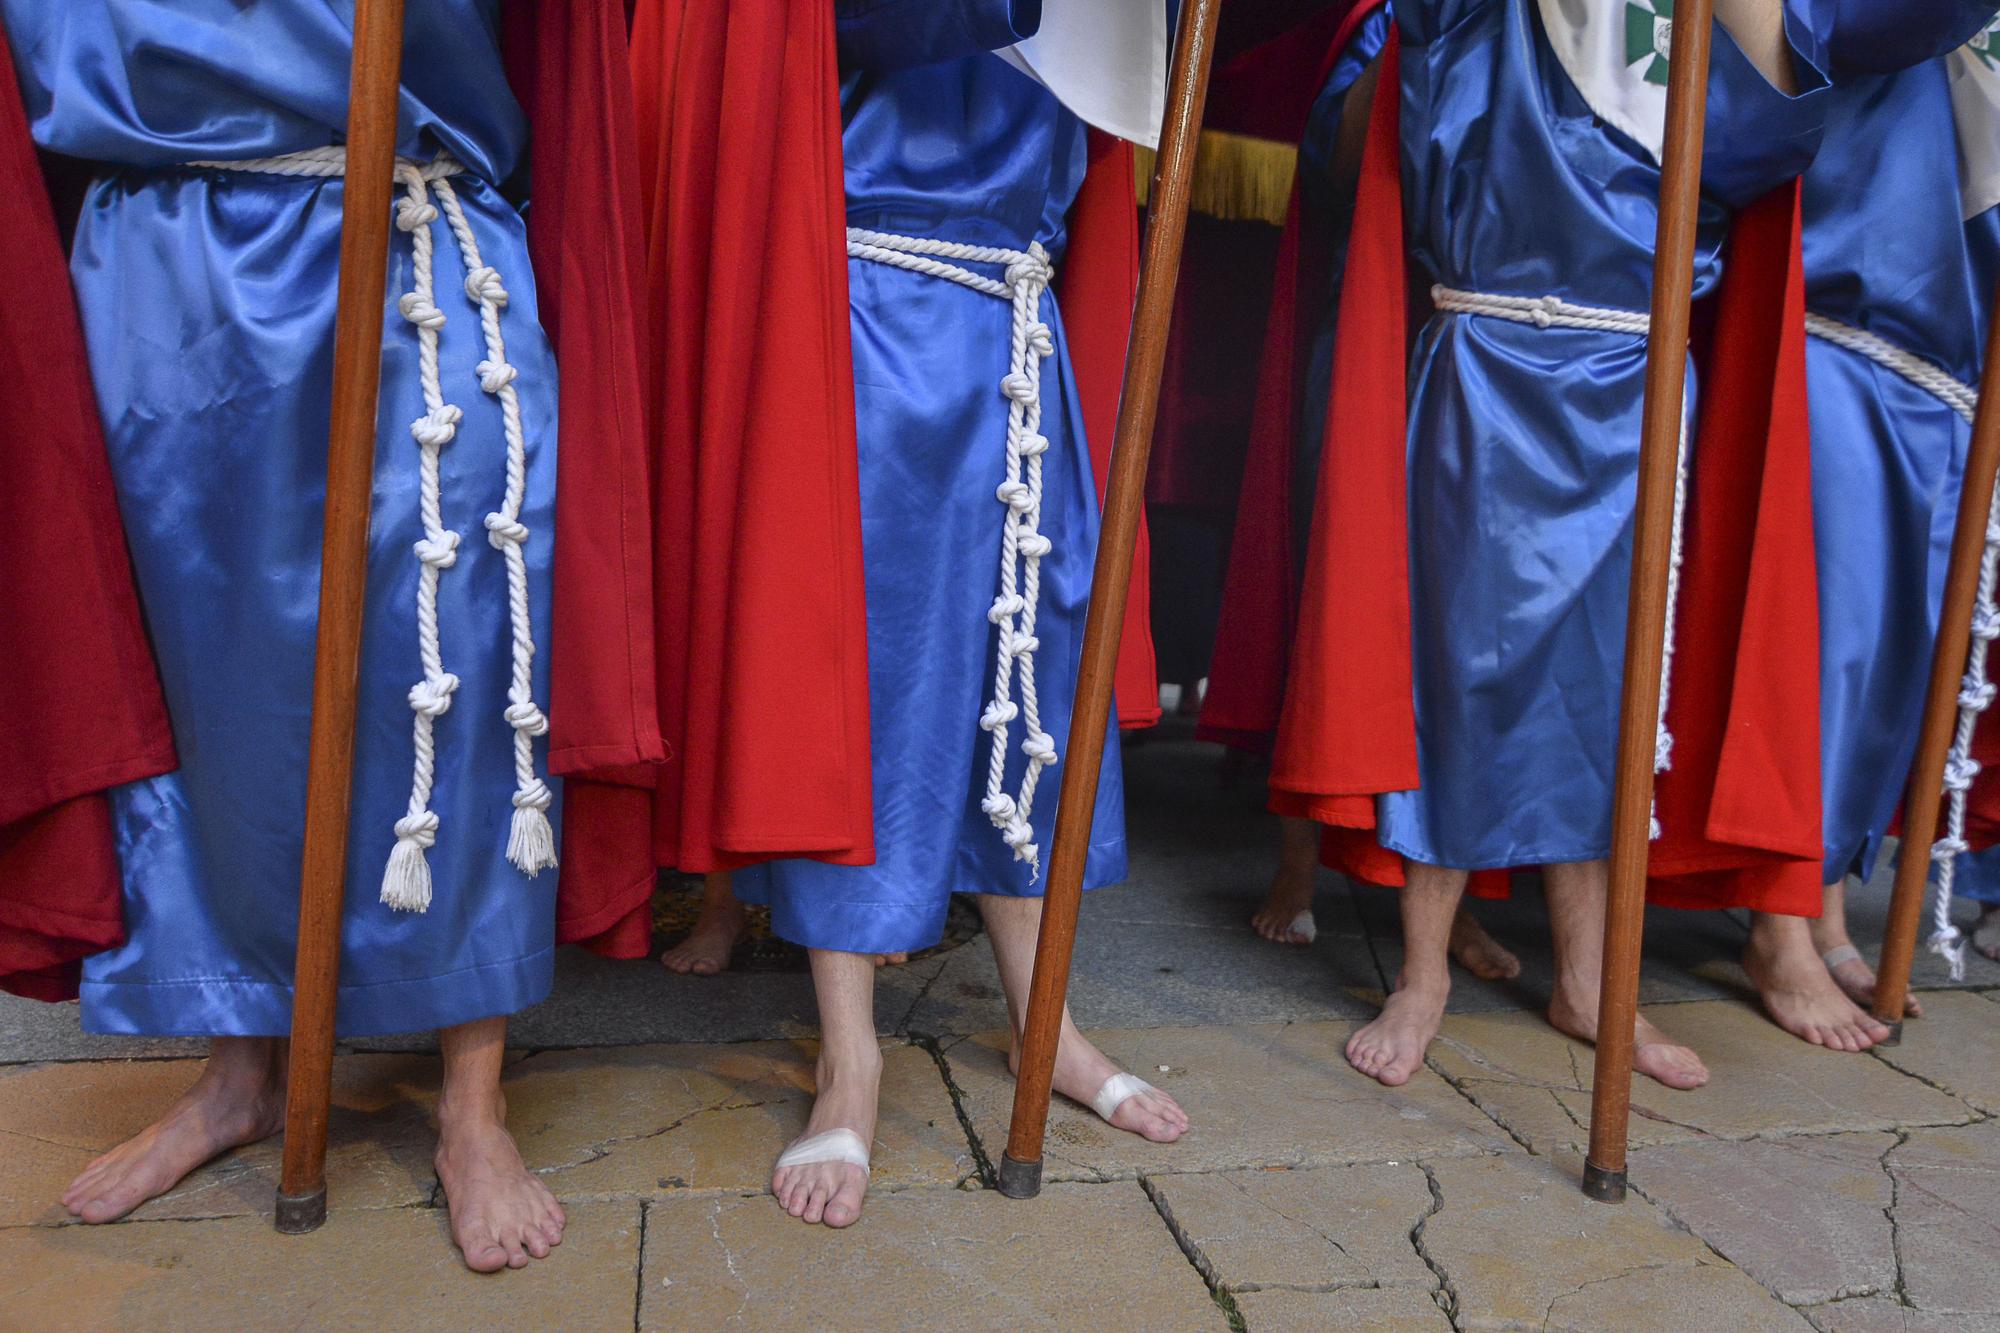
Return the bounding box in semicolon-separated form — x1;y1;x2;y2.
1827;0;1998;75
1699;0;1832;207
1299;7;1392;201
1396;0;1496;46
835;0;1043;71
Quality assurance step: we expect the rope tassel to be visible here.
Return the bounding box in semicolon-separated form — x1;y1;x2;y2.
847;229;1061;873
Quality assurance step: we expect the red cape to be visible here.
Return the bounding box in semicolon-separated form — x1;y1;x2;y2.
1254;20;1824;914
0;20;177;1000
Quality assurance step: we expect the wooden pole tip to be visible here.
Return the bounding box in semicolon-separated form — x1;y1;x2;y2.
275;1187;329;1234
996;1152;1044;1200
1581;1160;1628;1204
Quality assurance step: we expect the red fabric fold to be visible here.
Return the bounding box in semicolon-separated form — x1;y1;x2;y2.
504;0;665;956
0;20;177;1000
1198;0;1388;753
630;0;874;890
1062;130;1162;730
1647;183;1823;916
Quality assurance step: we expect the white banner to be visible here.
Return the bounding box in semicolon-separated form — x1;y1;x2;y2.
997;0;1171;150
1538;0;1673;163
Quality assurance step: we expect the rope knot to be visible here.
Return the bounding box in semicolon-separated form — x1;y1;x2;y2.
393;810;441;848
511;777;554;812
410;403;462;448
407;673;460;717
1934;834;1972;859
1026;322;1055;358
1005;254;1052;289
1003;631;1040;659
1945;754;1982;792
1961;681;1998;712
988;593;1028;624
996;480;1034;513
1015;527;1053;559
1531;295;1560;329
414;531;461;569
395;197;439;232
476;359;518;394
1001;372;1038;404
1975;608;2000;642
1021;732;1057;765
484;512;530;548
1018;432;1050;458
463;266;509;306
397;292;446;330
982;794;1019;823
981;700;1020;731
505;701;550;736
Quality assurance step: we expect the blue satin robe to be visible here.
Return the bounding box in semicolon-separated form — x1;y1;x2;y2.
1804;13;1998;883
2;1;560;1037
734;5;1127;954
1375;0;1827;871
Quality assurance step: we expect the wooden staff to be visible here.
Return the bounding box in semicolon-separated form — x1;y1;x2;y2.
275;0;408;1236
997;0;1222;1201
1582;0;1715;1206
1872;296;2000;1038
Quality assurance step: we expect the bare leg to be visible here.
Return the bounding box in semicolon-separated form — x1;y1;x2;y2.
1743;907;1892;1052
1448;906;1522;980
1977;905;2000;961
1543;860;1709;1088
1809;877;1920;1016
61;1036;287;1223
1251;815;1321;944
772;950;878;1228
661;871;749;976
434;1017;565;1272
980;893;1189;1142
1346;860;1463;1086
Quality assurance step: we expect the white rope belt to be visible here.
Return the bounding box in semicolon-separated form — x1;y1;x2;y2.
185;145;556;911
846;227;1060;873
1431;284;1684;836
1805;313;1985;977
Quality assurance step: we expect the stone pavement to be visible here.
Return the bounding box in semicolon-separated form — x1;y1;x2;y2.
2;736;1998;1330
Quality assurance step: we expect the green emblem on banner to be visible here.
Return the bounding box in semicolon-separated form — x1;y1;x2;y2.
1624;0;1674;86
1971;18;2000;72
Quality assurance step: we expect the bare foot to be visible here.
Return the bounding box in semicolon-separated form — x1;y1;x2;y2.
1819;947;1921;1020
62;1038;286;1224
772;1044;879;1229
1009;1022;1189;1142
1744;914;1890;1053
1546;986;1710;1090
1346;979;1447;1087
435;1097;566;1272
872;952;910;968
1251;865;1316;945
1977;907;2000;962
1810;879;1918;1017
1448;909;1521;980
662;895;748;977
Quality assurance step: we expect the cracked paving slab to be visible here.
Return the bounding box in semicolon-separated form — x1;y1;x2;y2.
0;1053;457;1227
940;1023;1515;1184
499;1038;975;1200
1631;1131;1900;1306
1422;1153;1809;1331
1868;991;2000;1116
1804;1297;2000;1332
0;1199;642;1326
1427;1002;1973;1157
1235;1285;1454;1330
638;1180;1221;1329
1146;1162;1439;1294
1886;1121;2000;1317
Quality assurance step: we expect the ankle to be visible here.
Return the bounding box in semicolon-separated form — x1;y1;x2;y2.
815;1041;883;1089
437;1088;507;1134
1391;968;1451;1000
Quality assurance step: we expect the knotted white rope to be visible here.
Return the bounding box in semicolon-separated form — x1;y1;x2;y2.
847;228;1061;873
1808;315;1983;979
1431;284;1684;837
188;146;555;911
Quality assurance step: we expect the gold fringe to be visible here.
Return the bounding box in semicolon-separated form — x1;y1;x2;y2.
1134;129;1297;227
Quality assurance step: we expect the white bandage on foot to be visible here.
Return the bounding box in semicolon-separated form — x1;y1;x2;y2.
774;1128;871;1176
1820;944;1864;971
1289;910;1318;944
1090;1072;1159;1124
